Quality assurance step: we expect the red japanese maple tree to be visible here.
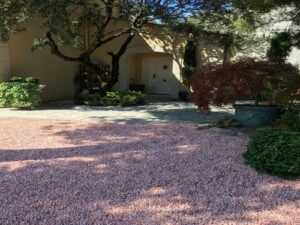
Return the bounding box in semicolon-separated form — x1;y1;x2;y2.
191;58;300;111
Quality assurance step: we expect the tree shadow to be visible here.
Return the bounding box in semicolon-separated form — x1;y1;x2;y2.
0;123;299;225
3;102;233;124
79;103;233;124
149;108;230;124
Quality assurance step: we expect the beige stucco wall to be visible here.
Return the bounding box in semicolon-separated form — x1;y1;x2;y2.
0;42;11;81
141;25;185;81
6;18;187;101
7;19;155;101
8;19;80;101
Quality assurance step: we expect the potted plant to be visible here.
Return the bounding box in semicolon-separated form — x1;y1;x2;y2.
191;58;300;127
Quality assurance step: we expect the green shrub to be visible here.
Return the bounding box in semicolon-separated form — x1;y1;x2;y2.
244;129;300;178
119;91;145;106
82;93;101;106
102;91;122;106
267;32;292;63
276;107;300;132
0;77;43;108
84;91;146;107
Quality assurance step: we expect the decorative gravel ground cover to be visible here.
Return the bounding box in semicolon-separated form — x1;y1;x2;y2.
0;102;233;124
0;118;299;225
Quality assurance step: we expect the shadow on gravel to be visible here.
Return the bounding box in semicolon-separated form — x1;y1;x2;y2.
0;102;233;125
0;123;299;225
86;108;232;124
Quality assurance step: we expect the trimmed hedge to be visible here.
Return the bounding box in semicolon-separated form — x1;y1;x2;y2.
84;91;146;107
244;129;300;178
0;77;43;109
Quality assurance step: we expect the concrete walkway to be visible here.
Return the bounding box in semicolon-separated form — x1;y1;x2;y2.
0;102;233;124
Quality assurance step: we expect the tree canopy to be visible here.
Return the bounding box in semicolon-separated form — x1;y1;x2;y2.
0;0;199;94
234;0;300;47
0;0;29;41
2;0;297;95
0;1;238;90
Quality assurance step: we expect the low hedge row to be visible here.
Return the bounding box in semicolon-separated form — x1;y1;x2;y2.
0;77;43;108
83;91;146;107
244;128;300;178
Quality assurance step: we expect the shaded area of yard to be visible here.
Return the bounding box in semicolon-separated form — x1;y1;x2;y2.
0;119;299;225
0;102;233;124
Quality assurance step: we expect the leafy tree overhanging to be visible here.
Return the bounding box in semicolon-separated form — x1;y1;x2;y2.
0;0;198;94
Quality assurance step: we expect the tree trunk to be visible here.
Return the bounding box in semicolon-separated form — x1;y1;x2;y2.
103;54;120;92
103;33;135;92
223;41;231;65
46;30;136;96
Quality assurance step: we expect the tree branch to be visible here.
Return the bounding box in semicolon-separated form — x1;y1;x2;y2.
84;28;132;57
116;33;136;57
95;0;114;39
46;32;81;62
100;29;132;45
84;1;146;58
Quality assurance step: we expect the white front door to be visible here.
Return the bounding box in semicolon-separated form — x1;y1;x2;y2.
142;55;174;95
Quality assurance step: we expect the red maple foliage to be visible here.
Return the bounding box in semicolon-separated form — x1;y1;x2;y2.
191;58;300;111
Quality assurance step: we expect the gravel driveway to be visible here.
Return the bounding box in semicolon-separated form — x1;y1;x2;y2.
0;118;299;225
0;102;233;124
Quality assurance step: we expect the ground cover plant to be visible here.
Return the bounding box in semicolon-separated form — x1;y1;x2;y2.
0;76;43;108
83;91;145;107
244;128;300;179
276;106;300;131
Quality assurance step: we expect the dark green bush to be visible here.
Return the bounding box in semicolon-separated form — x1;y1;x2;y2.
119;91;145;106
102;91;123;106
82;93;103;106
276;107;300;132
267;32;292;63
244;129;300;178
0;77;43;108
84;91;145;107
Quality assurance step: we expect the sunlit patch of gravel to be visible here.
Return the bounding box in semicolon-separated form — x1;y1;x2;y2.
0;118;299;225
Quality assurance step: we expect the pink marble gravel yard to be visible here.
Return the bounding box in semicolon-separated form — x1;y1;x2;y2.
0;118;299;225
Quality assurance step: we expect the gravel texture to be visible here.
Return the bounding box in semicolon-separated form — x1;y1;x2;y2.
0;118;299;225
0;102;233;124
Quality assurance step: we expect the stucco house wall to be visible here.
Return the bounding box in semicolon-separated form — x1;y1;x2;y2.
0;19;187;101
0;43;10;81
